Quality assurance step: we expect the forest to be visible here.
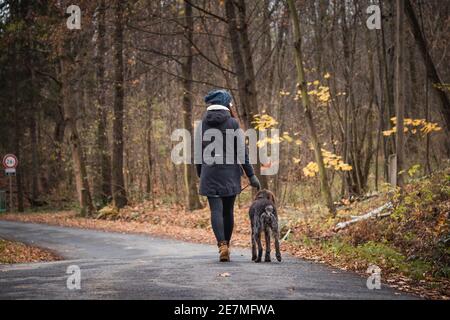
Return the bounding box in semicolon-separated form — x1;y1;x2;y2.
0;0;449;298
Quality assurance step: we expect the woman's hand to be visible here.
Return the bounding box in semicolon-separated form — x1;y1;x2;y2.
249;175;261;190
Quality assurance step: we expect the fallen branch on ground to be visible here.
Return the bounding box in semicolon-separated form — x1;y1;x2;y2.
334;202;393;231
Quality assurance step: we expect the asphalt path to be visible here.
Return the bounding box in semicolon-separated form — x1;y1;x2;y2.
0;220;415;300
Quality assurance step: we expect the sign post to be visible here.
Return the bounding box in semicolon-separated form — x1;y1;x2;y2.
9;173;12;211
2;154;18;212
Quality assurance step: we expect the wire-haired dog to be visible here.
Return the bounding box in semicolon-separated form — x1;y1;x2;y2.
249;190;281;263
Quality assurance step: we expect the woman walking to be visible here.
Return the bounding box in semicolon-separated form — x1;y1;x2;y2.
196;89;261;262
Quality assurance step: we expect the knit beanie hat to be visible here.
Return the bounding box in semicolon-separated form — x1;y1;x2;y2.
204;89;232;107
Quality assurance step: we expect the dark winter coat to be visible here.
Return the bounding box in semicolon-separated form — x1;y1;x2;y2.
195;108;254;197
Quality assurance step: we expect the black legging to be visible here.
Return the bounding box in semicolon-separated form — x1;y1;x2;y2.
207;196;236;243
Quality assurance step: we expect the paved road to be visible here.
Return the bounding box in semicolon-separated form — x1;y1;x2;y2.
0;220;415;300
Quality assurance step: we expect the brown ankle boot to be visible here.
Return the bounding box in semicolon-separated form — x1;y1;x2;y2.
218;241;230;262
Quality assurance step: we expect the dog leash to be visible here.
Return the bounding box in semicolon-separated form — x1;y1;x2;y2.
242;184;262;192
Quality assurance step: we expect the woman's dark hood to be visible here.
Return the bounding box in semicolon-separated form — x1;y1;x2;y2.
204;106;231;127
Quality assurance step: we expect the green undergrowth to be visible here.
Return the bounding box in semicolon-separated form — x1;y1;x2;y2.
286;168;450;285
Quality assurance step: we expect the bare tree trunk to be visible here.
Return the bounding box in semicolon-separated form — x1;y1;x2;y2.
379;0;396;180
145;79;155;209
237;0;268;189
405;0;450;132
94;0;112;206
182;1;203;210
272;11;289;199
224;0;250;125
362;27;376;191
25;0;39;200
48;104;65;191
395;0;405;187
225;0;268;189
29;67;39;205
12;48;24;212
60;52;95;216
375;21;387;188
286;0;335;216
413;0;432;174
112;0;128;208
340;1;352;196
425;77;432;175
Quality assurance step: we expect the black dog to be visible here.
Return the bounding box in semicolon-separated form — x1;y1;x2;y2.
249;190;281;263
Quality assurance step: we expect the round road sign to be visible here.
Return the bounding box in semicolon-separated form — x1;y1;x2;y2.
2;154;18;169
